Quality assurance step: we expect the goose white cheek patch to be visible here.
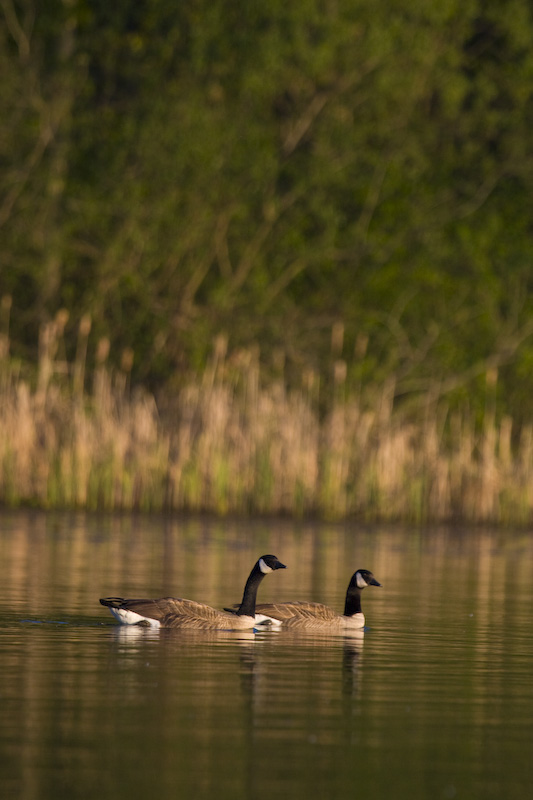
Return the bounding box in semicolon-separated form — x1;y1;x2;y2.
258;558;273;573
356;573;369;589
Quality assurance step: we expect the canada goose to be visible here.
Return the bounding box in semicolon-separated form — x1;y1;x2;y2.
236;568;380;631
99;554;287;630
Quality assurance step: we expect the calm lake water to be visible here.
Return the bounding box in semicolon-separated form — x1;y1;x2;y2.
0;510;532;800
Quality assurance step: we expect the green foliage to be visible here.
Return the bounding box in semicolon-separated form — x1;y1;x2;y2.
2;0;533;421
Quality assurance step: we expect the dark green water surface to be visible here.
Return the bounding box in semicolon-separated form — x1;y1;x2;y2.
0;511;532;799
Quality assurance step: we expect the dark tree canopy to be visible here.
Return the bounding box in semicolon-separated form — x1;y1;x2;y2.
2;0;533;421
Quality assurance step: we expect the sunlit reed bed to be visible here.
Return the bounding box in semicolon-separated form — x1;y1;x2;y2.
1;318;532;524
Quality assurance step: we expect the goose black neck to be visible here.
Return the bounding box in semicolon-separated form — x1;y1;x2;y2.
343;587;363;617
237;562;266;617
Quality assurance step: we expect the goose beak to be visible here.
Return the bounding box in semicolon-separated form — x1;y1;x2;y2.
274;560;287;570
369;577;381;587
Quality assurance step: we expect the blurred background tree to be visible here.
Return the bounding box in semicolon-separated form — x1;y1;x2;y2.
2;0;533;422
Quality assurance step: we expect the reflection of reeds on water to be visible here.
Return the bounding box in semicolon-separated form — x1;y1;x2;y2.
1;312;532;524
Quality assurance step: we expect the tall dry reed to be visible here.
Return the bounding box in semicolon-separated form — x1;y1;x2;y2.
1;312;533;524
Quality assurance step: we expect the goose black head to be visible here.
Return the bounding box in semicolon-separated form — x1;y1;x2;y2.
258;554;287;573
351;569;381;590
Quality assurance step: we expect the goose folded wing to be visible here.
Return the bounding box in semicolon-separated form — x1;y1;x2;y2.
254;601;339;621
113;596;207;622
158;599;240;629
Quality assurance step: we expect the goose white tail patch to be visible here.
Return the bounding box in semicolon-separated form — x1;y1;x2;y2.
356;572;369;589
110;607;161;628
258;557;273;574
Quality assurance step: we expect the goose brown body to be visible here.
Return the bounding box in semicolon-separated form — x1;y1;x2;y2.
100;555;286;630
248;569;381;631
